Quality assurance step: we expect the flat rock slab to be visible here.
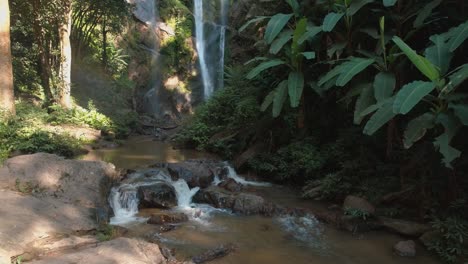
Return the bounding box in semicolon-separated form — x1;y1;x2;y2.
30;238;166;264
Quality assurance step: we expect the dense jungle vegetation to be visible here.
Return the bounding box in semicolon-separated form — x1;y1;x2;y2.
175;0;468;262
0;0;137;162
0;0;467;262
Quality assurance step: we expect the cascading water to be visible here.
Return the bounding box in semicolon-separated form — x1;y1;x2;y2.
108;164;268;226
194;0;229;99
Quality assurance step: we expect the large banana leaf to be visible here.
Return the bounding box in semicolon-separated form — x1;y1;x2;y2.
264;13;293;44
403;113;435;149
288;72;304;107
285;0;300;17
447;63;468;92
424;35;452;75
298;26;322;44
273;81;288;117
373;72;395;102
392;36;440;81
336;58;375;86
449;104;468;125
322;12;344;32
354;83;375;124
413;0;442;28
247;59;285;79
446;20;468;52
363;98;396;135
270;30;293;54
393;81;436;114
434;133;461;168
261;90;275;112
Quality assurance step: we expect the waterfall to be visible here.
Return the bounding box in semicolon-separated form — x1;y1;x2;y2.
172;179;200;209
194;0;229;100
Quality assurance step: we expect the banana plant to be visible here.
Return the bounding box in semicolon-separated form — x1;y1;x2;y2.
241;0;316;117
362;21;468;168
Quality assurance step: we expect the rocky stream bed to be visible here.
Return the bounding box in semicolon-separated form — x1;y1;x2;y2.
0;137;442;264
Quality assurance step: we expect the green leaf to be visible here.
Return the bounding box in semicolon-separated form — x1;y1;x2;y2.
393;81;436;114
424;35;452;75
373;72;395;102
403;113;435;149
261;90;275;112
264;13;293;44
446;20;468;52
270;31;293;54
436;113;461;140
244;57;268;65
285;0;300;16
273;81;288;117
247;60;285;79
447;63;468;92
298;26;322;44
322;12;344;32
336;58;375;86
413;0;442;28
354;83;375;124
360;97;393;117
239;16;269;33
288;72;304;108
347;0;374;16
292;18;308;54
318;65;342;87
449;104;468;126
383;0;397;7
301;52;316;60
363;98;396;135
360;28;379;39
434;133;461;168
392;36;440;81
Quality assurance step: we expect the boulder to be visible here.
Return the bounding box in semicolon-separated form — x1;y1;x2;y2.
393;240;416;257
137;182;177;208
343;195;375;215
29;237;166;264
193;186;236;209
166;161;215;188
147;212;189;225
219;178;243;192
380;217;431;237
419;230;441;247
232;193;266;215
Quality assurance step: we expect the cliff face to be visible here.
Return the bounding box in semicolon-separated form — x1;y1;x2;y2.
123;0;196;123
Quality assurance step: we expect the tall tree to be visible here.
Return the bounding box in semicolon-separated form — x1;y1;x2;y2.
0;0;15;115
58;0;72;109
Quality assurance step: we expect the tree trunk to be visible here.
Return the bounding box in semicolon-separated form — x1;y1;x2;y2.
32;0;53;104
0;0;15;115
102;15;107;68
58;2;73;109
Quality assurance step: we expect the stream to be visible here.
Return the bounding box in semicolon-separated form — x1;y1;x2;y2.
82;136;441;264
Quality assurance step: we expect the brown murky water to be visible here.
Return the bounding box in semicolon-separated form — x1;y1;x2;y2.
83;136;441;264
81;135;216;169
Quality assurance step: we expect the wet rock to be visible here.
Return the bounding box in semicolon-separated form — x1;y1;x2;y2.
166;161;215;188
419;230;441;247
343;195;375;215
193;186;236;209
393;240;416;257
191;244;235;264
233;193;266;215
148;212;189;225
29;237;166;264
159;246;176;262
380;217;430;237
159;224;177;233
219;178;243;192
137;182;177;208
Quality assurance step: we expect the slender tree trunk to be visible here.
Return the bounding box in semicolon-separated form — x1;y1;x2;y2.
102;15;107;68
58;2;73;109
0;0;15;115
